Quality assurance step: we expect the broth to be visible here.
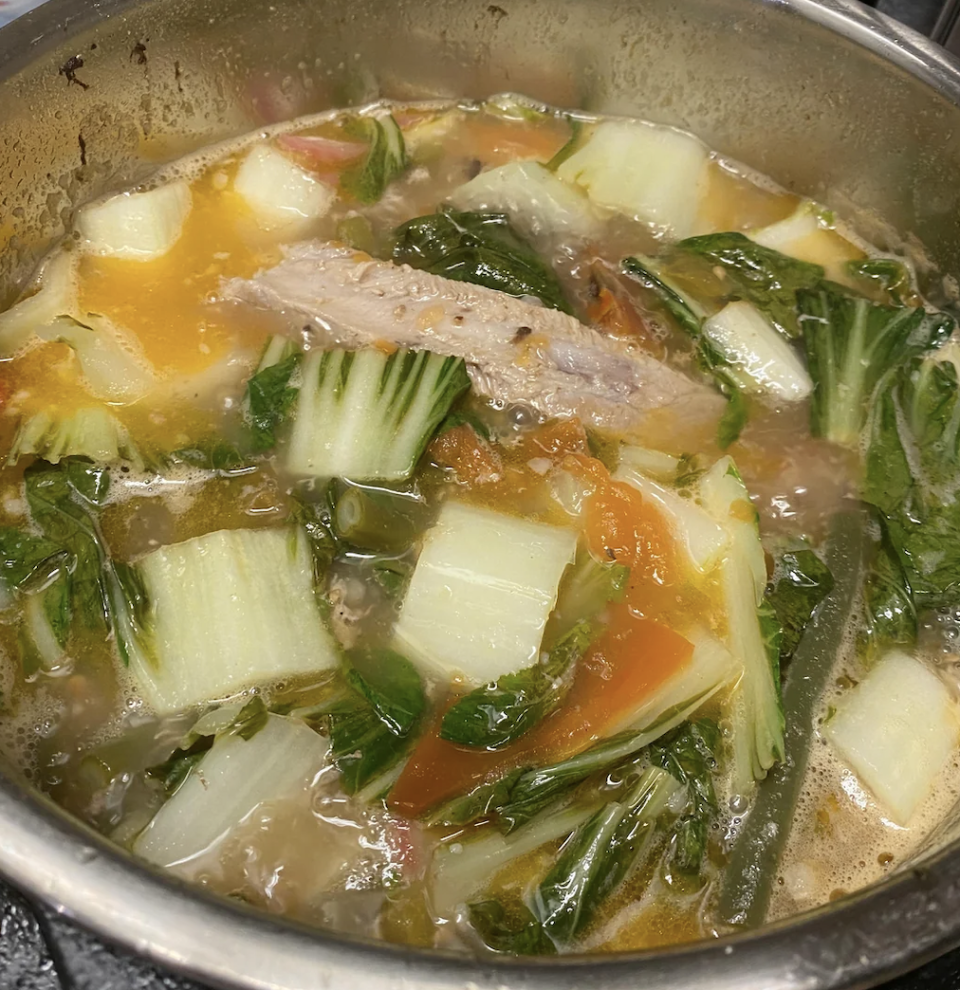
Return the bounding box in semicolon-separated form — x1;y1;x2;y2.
0;95;957;955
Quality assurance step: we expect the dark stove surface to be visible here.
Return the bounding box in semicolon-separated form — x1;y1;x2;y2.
1;1;959;989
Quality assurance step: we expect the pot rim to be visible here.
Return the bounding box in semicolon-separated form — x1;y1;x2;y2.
3;1;960;988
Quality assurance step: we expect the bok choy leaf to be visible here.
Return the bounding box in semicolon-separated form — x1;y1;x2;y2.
532;766;678;945
439;621;593;750
391;208;572;314
341;113;409;205
765;548;835;664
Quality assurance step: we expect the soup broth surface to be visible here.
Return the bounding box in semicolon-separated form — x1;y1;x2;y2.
0;94;958;955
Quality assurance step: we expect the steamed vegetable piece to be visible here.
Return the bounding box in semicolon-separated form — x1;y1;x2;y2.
468;900;557;956
556;120;709;238
720;511;865;927
532;766;679;945
233;144;335;226
826;651;959;825
134;714;330;867
847;257;918;306
242;335;301;451
8;407;141;467
748;202;824;256
77;181;192;260
0;251;157;401
320;648;426;794
699;457;784;796
701;301;812;401
432;803;596;917
800;283;953;447
394;501;577;684
447;161;600;243
391;209;572;313
861;345;960;613
765;547;835;663
340;113;408;204
286;347;469;482
676;232;824;339
439;621;592;749
130;527;339;714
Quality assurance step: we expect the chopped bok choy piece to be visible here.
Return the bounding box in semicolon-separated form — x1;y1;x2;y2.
431;802;596;918
616;445;679;483
448;161;601;243
799;283;953;447
699;456;784;796
234;144;335;228
825;651;959;825
131;527;338;714
395;501;577;685
77;181;192;260
286;347;469;481
701;301;812;402
748;202;823;255
557;121;708;238
532;766;679;945
242;335;301;451
0;250;156;401
340;113;408;205
8;407;141;467
615;452;729;575
133;714;329;867
19;580;70;673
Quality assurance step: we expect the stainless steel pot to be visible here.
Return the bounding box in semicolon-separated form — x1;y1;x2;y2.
1;1;960;987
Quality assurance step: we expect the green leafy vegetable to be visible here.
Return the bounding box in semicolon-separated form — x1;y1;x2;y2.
291;489;340;578
439;622;592;750
145;697;270;796
392;208;572;314
167;440;256;476
323;650;426;794
341;114;409;205
24;459;110;630
532;766;677;945
0;528;70;592
621;255;705;338
545;551;628;645
676;232;824;339
650;719;721;881
344;647;425;737
861;517;917;656
333;484;427;552
468;899;557;955
544;116;583;173
243;347;301;452
847;258;917;306
799;282;953;447
621;254;748;448
859;347;960;629
765;548;835;663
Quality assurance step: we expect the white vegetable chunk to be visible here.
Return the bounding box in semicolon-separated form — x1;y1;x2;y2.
394;501;577;685
616;445;679;483
702;301;813;402
133;527;338;714
826;651;960;826
448;161;601;242
134;714;329;868
749;203;822;254
0;251;157;401
557;120;708;238
234;144;335;227
700;456;784;797
77;181;192;260
615;455;729;575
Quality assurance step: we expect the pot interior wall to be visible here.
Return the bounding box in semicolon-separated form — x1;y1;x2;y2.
1;0;960;308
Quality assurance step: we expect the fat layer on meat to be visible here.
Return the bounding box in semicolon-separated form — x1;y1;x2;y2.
223;241;723;438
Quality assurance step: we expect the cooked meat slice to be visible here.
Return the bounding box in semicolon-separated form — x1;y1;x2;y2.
223;241;723;436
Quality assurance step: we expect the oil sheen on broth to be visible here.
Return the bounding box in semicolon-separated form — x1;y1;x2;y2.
0;95;958;955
